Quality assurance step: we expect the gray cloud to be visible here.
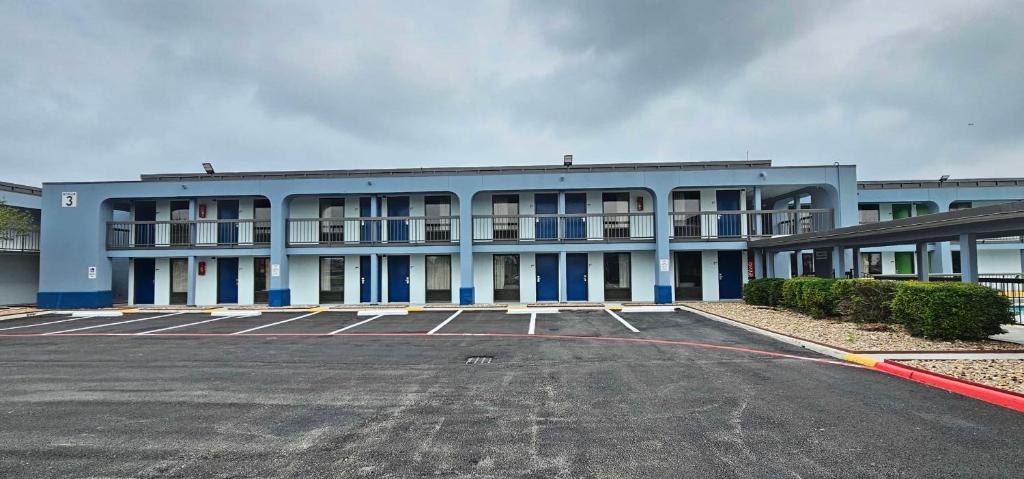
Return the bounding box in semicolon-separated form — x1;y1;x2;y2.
0;0;1020;186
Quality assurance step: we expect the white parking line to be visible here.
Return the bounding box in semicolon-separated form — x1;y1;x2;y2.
358;309;407;316
136;315;239;335
329;315;383;334
528;312;537;335
605;309;640;333
229;311;321;335
620;306;676;313
427;310;462;335
42;312;185;335
0;315;80;332
55;311;124;318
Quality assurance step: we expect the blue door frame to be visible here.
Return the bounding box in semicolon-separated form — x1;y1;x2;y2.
218;200;239;244
388;255;410;302
565;253;588;301
534;194;557;240
217;257;239;304
133;258;155;304
564;193;586;240
716;191;741;237
535;254;559;301
387;197;410;242
718;251;743;299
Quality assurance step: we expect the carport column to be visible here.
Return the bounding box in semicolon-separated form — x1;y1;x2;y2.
931;205;953;274
268;196;291;306
851;247;862;278
831;246;846;279
959;233;979;283
766;251;776;277
187;199;197;305
457;190;475;304
753;187;763;236
753;249;764;279
370;198;380;303
916;243;929;281
653;188;672;303
558;192;567;302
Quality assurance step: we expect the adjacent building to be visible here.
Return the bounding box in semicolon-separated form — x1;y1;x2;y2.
1;181;41;305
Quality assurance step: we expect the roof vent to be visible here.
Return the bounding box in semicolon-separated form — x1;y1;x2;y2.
563;154;573;167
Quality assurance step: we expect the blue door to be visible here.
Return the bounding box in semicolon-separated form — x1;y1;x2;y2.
358;197;373;242
564;193;586;240
387;197;409;242
535;194;557;240
217;257;239;304
566;253;588;301
716;190;741;237
360;255;371;302
134;201;156;246
718;251;742;299
218;200;239;245
535;254;559;301
133;258;155;304
388;255;410;302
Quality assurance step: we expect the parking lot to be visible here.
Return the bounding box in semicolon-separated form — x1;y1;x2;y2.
2;308;1024;478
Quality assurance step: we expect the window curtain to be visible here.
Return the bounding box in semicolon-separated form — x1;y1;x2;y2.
609;254;631;288
426;256;451;290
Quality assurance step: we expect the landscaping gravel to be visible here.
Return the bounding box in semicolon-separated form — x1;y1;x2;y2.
899;359;1024;395
684;301;1021;352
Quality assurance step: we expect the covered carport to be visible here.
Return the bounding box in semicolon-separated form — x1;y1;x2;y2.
749;202;1024;282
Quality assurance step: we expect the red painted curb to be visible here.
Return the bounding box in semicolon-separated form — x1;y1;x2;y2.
876;360;1024;413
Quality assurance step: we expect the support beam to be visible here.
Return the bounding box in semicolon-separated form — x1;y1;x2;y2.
959;233;979;283
753;250;764;279
766;252;776;277
457;191;475;305
186;256;196;306
915;243;929;281
653;188;672;303
831;246;846;279
851;247;862;278
268;196;290;306
558;192;567;302
369;198;379;303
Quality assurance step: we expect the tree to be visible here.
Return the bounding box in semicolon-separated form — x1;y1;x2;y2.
0;200;35;242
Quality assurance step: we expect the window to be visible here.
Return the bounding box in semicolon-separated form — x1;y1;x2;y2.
674;252;702;300
319;198;345;243
858;204;880;224
319;257;345;303
950;201;972;212
254;257;270;303
493;254;520;301
861;253;882;275
672;191;701;238
170;258;188;305
603;252;632;301
170;201;190;246
602;192;630;239
952;251;962;274
254;199;271;244
801;252;814;277
425;255;452;303
425;196;452;242
492;195;519;240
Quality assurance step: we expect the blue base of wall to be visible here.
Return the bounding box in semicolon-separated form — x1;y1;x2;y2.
459;287;475;305
268;289;291;307
37;291;113;309
654;285;672;304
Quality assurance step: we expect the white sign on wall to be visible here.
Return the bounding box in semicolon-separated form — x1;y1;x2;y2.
271;263;280;277
61;192;77;208
87;266;97;279
659;259;670;272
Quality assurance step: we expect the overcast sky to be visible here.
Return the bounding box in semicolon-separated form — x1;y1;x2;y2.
1;0;1021;186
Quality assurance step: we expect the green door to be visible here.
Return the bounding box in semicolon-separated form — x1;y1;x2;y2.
892;204;912;220
895;252;915;274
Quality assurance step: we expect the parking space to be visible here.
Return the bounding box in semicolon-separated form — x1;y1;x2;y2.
436;310;534;335
347;311;452;334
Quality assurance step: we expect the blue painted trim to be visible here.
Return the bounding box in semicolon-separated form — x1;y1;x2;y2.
654;285;672;304
37;291;113;309
268;289;291;307
473;243;655;253
459;287;475;305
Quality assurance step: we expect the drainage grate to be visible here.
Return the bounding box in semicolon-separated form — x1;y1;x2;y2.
465;356;494;365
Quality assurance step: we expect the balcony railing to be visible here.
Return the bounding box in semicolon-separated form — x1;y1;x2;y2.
472;213;655;243
287;217;460;246
0;228;40;252
106;220;271;249
670;209;833;240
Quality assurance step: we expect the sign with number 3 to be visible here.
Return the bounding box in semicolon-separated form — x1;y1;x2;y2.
61;192;77;208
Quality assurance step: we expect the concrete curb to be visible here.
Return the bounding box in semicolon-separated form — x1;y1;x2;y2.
678;304;1024;413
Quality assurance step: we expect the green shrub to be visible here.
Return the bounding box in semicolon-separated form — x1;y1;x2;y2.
743;278;786;306
800;278;839;318
891;281;1013;340
781;277;815;309
832;279;898;323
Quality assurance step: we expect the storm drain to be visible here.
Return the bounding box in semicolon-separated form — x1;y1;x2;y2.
465;356;494;365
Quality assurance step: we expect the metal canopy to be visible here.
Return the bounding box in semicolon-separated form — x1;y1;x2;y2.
749;201;1024;252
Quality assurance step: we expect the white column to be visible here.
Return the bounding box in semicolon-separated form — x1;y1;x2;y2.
959;233;979;283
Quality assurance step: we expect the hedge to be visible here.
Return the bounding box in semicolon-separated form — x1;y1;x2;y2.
832;279;898;323
780;277;839;318
742;278;785;306
891;281;1012;340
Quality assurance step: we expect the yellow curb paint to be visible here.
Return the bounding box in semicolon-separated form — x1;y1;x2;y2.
844;353;879;368
119;308;140;314
605;304;624;311
406;306;425;313
307;307;329;312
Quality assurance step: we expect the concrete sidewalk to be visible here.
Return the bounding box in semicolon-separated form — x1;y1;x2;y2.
991;324;1024;346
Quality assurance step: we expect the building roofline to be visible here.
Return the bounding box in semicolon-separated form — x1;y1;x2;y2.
0;181;42;196
858;178;1024;190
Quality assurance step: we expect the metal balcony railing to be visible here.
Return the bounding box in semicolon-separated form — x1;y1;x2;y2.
670;209;833;240
287;217;460;246
106;220;271;249
472;213;655;243
0;227;40;252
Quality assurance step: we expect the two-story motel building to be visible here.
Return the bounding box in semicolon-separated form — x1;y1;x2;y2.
1;181;42;305
35;160;856;308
